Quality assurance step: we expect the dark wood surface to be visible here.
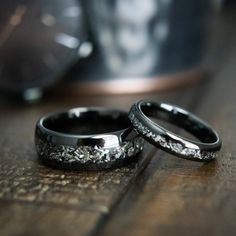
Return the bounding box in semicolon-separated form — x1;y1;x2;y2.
0;7;236;236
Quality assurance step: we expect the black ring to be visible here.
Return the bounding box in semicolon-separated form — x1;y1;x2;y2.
129;100;222;161
35;107;144;170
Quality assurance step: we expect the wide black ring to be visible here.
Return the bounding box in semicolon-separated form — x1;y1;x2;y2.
129;100;222;161
35;107;144;170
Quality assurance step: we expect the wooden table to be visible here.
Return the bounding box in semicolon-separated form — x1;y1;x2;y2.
0;7;236;236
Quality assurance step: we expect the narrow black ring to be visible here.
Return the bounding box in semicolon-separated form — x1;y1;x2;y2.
129;100;222;161
35;107;144;170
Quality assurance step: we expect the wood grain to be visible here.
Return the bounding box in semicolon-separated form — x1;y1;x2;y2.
0;202;101;236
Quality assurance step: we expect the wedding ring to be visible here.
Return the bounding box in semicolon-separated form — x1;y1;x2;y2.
129;100;222;161
35;107;144;170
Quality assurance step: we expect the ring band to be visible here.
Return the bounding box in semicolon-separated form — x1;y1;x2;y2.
129;100;222;161
35;107;144;170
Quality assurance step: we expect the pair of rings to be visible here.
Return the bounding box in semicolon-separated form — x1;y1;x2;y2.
35;100;222;170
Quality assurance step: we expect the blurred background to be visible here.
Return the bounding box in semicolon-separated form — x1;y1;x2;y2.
0;0;233;102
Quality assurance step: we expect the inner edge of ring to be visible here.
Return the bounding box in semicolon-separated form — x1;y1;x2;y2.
39;108;132;139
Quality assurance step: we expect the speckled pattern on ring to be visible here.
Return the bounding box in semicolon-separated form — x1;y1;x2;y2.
35;135;145;165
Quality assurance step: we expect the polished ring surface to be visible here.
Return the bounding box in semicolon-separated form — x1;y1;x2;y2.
35;107;144;170
129;100;222;161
